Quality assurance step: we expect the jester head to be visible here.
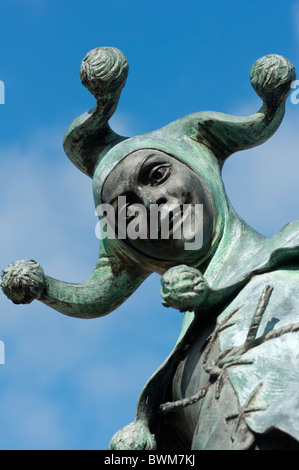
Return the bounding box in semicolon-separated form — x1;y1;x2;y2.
63;47;295;274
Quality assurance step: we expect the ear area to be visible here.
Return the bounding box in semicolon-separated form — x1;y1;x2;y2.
63;47;129;178
190;54;296;167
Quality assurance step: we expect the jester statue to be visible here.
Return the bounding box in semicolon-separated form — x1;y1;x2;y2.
1;47;299;450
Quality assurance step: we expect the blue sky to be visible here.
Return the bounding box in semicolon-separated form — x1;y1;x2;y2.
0;0;298;450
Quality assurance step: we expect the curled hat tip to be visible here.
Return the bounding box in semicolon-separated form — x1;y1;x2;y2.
250;54;296;105
80;46;129;100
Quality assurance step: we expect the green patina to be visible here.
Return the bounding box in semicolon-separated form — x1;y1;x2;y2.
1;48;298;450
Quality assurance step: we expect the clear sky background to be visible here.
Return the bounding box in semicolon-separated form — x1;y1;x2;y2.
0;0;298;450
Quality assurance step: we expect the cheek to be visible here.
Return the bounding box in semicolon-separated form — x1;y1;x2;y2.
200;195;215;250
163;172;194;201
186;175;209;205
188;176;215;238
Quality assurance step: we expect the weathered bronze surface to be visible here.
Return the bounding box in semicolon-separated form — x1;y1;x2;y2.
1;47;299;450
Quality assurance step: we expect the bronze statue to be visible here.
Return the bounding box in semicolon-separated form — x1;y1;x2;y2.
1;47;299;450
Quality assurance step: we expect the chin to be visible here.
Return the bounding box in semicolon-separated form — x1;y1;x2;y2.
128;239;205;264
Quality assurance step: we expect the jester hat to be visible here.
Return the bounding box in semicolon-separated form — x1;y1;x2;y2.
63;47;295;273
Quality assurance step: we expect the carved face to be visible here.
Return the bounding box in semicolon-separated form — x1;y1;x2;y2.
101;149;215;263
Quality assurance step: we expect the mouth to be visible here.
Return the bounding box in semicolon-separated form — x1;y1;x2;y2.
111;196;197;242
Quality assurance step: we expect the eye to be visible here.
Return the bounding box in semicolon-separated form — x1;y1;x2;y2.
148;164;171;186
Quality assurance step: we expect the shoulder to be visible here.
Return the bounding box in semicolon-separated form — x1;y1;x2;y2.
219;268;299;335
217;268;299;442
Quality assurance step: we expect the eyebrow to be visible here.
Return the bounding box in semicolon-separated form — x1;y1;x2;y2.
141;152;158;166
140;152;169;171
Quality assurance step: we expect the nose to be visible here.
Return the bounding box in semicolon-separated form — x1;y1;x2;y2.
141;190;181;209
157;196;167;205
142;194;168;209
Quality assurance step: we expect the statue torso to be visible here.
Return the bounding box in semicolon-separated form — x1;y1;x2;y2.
159;269;299;450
